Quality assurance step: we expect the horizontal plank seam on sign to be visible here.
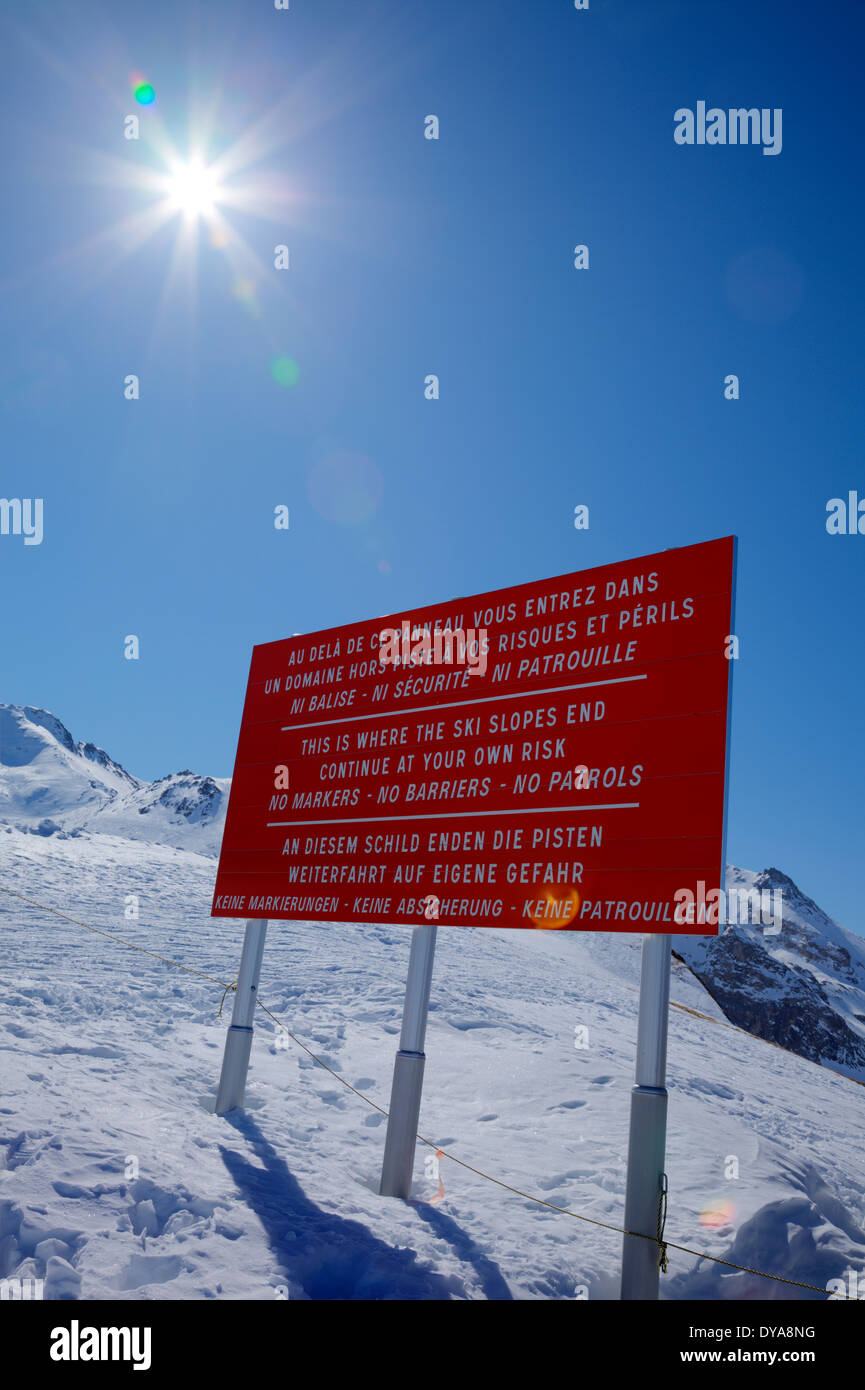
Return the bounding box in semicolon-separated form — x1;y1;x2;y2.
278;674;650;731
0;880;858;1299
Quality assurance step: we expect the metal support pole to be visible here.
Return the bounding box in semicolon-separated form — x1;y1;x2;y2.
621;933;672;1299
380;922;438;1198
215;918;268;1116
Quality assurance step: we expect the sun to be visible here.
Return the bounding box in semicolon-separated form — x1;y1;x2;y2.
163;158;222;218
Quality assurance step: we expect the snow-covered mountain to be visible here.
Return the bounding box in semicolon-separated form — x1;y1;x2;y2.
0;704;228;855
674;867;865;1086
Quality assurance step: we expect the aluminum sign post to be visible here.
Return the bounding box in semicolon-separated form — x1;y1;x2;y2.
215;918;268;1116
380;921;438;1198
621;932;672;1299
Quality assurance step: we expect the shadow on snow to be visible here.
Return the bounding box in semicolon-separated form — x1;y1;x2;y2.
219;1111;511;1300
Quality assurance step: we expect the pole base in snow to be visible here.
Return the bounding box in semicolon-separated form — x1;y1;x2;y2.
215;1025;254;1116
380;1050;426;1198
621;1084;668;1300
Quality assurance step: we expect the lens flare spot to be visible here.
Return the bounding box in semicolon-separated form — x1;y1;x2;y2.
530;888;581;930
232;280;260;315
699;1198;735;1228
724;249;804;325
271;356;300;388
308;451;383;525
134;82;156;106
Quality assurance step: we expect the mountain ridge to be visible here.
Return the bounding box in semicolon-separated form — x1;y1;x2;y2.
2;701;861;1085
0;703;228;854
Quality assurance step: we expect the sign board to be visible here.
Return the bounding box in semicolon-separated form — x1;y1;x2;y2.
212;536;736;933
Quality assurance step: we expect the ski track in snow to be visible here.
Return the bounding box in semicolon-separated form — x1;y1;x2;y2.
1;828;864;1301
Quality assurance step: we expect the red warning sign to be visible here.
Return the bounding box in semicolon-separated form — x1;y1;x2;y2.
212;536;736;933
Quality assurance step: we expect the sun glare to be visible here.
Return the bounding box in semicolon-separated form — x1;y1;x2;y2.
57;90;308;341
164;158;221;218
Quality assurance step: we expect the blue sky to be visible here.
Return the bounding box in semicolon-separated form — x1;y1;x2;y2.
1;0;862;933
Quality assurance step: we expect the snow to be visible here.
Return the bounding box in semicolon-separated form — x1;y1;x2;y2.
1;705;864;1300
1;825;863;1301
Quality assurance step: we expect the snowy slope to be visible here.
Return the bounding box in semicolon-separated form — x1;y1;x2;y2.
1;707;864;1300
1;827;864;1301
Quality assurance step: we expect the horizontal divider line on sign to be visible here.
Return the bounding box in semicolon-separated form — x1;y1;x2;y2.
266;803;641;827
240;649;728;732
0;880;856;1300
279;674;649;730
